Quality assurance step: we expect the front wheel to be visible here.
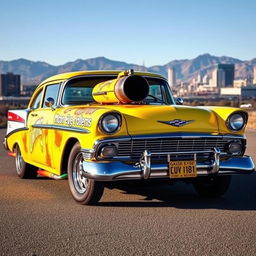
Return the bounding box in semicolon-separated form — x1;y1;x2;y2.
15;145;38;179
68;142;104;205
193;175;231;197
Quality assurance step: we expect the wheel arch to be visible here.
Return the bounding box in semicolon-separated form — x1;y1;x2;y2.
12;142;19;152
6;134;20;152
60;138;80;175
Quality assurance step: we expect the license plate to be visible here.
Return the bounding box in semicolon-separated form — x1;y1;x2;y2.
169;160;197;178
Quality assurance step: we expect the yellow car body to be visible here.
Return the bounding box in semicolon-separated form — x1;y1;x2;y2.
4;70;255;204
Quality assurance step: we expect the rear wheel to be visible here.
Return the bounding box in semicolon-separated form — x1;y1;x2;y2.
193;175;231;197
68;142;104;205
15;145;38;179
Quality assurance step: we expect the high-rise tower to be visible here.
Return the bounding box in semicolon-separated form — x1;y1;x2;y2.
216;64;234;87
211;68;225;88
0;72;21;96
253;66;256;85
167;67;176;87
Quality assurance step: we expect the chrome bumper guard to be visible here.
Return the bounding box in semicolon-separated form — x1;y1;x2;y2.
82;148;255;181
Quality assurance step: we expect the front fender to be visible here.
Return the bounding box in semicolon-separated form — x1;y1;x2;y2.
202;107;247;135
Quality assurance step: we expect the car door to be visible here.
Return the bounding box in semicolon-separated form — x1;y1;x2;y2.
27;83;60;169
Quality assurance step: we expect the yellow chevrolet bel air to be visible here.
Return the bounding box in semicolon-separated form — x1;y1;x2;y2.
4;70;255;204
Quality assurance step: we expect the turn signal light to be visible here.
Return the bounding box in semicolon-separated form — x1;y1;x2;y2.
99;145;118;158
227;141;242;154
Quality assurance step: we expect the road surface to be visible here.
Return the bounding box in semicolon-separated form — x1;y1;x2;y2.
0;129;256;256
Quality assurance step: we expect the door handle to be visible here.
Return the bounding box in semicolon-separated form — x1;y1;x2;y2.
31;113;38;117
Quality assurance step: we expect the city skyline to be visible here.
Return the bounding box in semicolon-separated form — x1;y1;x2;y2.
1;0;256;66
0;53;255;86
1;60;255;97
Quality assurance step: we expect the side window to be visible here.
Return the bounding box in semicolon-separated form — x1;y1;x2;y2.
149;85;163;100
30;90;43;109
145;84;164;104
43;84;60;108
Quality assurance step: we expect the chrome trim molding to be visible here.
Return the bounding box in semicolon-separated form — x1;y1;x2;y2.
32;124;90;134
94;133;245;145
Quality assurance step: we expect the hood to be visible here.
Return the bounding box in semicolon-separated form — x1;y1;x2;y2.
105;105;220;135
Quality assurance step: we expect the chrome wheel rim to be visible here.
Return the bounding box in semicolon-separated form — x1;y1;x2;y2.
15;147;23;175
72;152;88;194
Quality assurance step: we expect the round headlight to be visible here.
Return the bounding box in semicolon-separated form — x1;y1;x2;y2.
100;113;121;134
227;112;247;131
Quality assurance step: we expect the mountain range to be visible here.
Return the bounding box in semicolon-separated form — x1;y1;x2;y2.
0;53;255;85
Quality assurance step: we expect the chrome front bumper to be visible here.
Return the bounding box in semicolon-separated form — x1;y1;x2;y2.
82;148;255;181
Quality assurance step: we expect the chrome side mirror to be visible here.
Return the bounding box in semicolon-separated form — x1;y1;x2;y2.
176;98;184;105
45;97;55;109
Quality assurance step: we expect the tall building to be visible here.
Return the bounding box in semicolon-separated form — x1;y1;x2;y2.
202;74;209;84
21;84;37;96
233;79;248;88
0;72;21;96
197;74;202;84
216;64;235;87
211;68;225;88
253;66;256;85
167;67;176;87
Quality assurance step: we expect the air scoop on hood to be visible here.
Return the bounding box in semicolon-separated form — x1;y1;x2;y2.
118;105;220;136
92;70;149;104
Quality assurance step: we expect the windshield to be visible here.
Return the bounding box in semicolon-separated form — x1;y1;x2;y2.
62;76;175;105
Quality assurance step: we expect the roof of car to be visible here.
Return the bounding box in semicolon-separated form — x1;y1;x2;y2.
40;70;166;85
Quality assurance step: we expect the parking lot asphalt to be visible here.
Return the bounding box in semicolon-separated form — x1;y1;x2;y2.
0;129;256;256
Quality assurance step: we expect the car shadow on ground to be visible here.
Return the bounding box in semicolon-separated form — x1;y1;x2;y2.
98;174;256;211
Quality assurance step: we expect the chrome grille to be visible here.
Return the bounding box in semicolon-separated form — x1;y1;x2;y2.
117;138;233;157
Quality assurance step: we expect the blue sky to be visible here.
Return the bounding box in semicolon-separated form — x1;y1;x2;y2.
1;0;255;66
